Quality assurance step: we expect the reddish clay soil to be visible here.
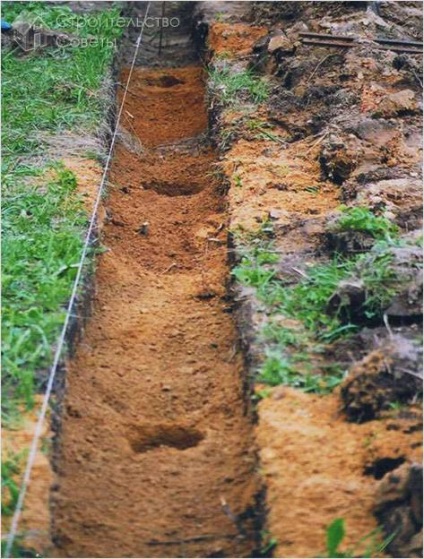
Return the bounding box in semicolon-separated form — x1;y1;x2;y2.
208;23;268;57
52;67;259;558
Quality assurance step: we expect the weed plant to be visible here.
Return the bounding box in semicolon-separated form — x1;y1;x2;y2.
334;206;399;241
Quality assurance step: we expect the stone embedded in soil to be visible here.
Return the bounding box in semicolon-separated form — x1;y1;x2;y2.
374;89;419;118
353;118;399;145
345;177;423;230
267;34;295;56
340;335;423;422
327;278;367;321
384;245;423;318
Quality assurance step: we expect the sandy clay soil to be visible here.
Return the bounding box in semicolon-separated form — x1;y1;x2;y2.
52;67;260;558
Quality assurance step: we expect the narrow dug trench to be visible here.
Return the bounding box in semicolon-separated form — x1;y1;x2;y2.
52;66;260;558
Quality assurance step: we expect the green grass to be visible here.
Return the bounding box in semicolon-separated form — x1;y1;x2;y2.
322;518;394;558
1;454;21;516
260;531;278;555
233;235;408;392
234;242;400;337
208;65;269;105
259;350;344;394
245;119;286;144
0;539;40;559
2;165;87;413
334;206;399;241
1;2;123;420
2;2;122;159
276;250;400;332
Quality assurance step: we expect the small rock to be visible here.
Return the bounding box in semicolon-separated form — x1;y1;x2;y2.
286;21;309;39
385;246;423;318
352;118;398;146
319;135;359;184
111;218;125;227
328;243;423;322
375;89;418;118
327;279;366;321
252;34;270;53
137;222;149;236
269;208;285;220
267;35;295;55
195;290;217;300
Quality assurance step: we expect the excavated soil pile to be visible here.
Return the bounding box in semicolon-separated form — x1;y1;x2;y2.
207;2;422;556
52;66;259;558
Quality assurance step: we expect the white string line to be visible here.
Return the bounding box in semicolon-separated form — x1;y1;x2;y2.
4;4;151;556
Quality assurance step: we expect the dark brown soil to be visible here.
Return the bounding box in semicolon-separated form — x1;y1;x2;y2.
52;67;259;558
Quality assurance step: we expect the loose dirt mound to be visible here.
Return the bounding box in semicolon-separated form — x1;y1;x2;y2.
52;67;259;558
207;3;423;556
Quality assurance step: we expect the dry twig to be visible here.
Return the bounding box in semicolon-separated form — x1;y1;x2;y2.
307;54;338;83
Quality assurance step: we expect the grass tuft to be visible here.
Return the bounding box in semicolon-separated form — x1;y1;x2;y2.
322;518;394;558
208;65;269;105
1;2;122;536
259;350;345;394
1;2;121;159
1;454;21;516
334;206;399;241
233;233;408;392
